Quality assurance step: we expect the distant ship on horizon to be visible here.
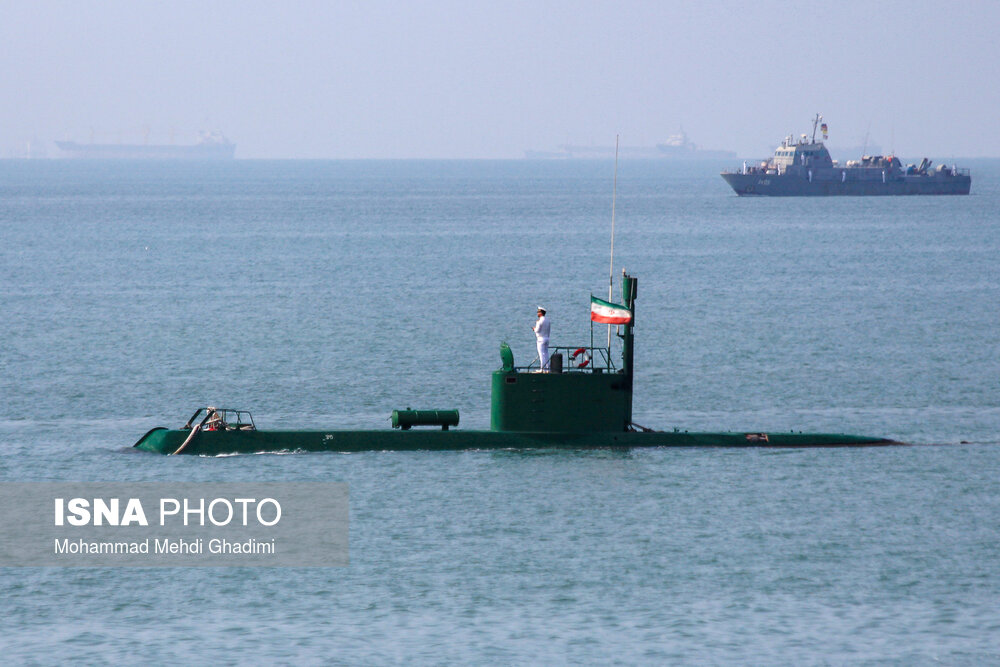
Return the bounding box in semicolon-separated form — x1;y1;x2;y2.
55;131;235;160
525;130;735;159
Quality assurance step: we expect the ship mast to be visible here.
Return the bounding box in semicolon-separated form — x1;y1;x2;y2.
810;113;823;143
607;135;619;354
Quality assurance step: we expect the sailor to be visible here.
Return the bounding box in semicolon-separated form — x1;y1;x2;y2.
532;306;551;371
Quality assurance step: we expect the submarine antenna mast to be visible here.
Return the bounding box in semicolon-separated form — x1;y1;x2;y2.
607;134;619;354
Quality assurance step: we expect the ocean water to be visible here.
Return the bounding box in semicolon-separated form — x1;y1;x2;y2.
2;158;999;663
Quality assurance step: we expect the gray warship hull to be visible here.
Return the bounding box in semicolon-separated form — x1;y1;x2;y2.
721;170;971;196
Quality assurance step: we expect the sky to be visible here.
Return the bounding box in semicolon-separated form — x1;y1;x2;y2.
3;0;999;159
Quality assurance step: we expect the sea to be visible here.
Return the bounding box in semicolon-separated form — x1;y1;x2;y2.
2;158;999;664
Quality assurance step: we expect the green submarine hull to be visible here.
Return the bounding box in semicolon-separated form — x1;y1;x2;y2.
134;274;900;455
133;426;895;456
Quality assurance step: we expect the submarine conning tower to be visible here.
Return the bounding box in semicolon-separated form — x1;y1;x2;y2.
490;273;638;433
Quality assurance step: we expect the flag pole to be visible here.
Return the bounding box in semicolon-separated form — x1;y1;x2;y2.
607;134;619;356
590;296;595;363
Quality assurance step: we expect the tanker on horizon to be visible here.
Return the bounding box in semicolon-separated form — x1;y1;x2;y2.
55;130;235;160
526;130;735;160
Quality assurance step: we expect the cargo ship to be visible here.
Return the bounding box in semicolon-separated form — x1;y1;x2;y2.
525;131;735;160
721;115;970;196
56;131;235;160
133;271;899;455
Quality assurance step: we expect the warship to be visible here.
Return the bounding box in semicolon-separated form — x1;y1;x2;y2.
56;131;235;160
721;115;970;196
133;271;899;455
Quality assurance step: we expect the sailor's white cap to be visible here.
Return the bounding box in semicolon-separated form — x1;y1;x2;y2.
536;306;546;312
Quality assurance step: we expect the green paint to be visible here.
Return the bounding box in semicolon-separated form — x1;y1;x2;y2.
133;427;894;456
489;370;629;433
499;342;514;372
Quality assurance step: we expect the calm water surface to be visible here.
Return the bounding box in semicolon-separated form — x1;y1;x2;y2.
1;159;999;663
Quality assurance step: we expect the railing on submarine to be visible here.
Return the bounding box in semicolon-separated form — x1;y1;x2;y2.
520;345;617;373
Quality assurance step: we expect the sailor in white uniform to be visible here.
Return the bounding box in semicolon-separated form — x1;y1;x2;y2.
533;306;551;371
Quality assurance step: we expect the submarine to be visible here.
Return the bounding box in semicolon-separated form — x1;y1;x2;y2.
133;272;899;455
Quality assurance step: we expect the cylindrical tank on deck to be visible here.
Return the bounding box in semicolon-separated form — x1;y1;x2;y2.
391;409;460;430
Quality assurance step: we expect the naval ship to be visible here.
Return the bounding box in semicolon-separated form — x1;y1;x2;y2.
56;131;235;160
721;115;970;196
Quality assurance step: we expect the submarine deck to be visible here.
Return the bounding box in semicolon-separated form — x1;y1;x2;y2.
133;427;900;456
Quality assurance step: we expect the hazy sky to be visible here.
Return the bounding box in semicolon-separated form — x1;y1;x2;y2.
4;0;999;159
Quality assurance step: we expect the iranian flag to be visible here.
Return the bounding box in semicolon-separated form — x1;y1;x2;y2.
590;296;632;324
